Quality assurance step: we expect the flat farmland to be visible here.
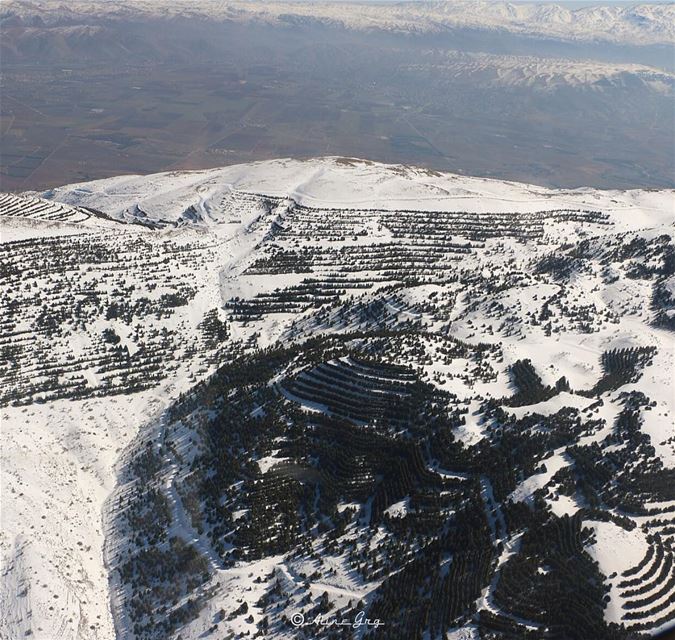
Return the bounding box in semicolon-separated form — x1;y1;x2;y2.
1;50;673;191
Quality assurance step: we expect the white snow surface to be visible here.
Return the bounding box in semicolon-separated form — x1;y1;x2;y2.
1;393;166;640
46;156;674;232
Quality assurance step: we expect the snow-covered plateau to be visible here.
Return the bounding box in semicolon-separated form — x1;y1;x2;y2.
1;157;674;640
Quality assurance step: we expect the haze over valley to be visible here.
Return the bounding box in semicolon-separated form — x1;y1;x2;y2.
1;0;674;191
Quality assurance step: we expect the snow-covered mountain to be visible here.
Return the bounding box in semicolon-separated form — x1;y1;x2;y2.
3;0;675;46
1;158;674;640
402;51;675;93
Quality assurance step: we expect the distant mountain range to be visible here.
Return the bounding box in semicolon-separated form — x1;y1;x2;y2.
3;0;675;46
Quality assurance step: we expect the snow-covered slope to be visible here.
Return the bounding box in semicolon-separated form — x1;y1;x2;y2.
45;157;673;231
2;157;674;640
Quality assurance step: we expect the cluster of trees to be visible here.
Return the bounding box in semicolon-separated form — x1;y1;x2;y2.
104;310;673;638
284;203;606;244
652;280;675;330
0;223;230;405
120;536;211;638
366;499;494;640
580;347;656;397
283;357;417;424
227;278;371;320
504;358;568;407
198;309;229;350
132;328;658;639
493;514;629;640
225;202;611;329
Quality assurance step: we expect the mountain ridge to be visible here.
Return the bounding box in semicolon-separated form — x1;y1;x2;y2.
3;0;675;46
1;158;674;640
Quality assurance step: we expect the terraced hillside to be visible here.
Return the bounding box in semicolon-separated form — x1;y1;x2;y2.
0;193;96;223
1;158;674;640
0;196;237;406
